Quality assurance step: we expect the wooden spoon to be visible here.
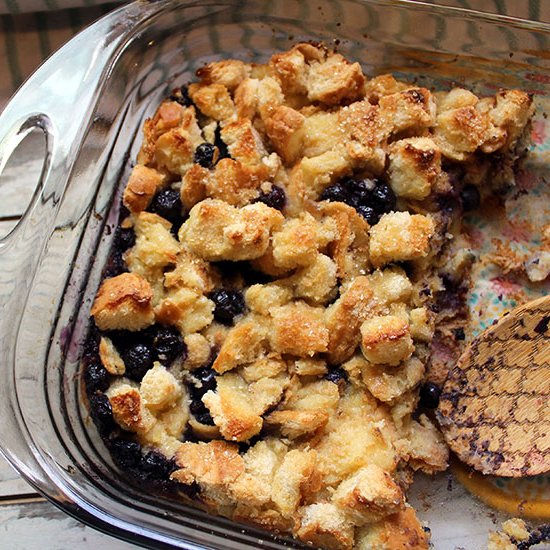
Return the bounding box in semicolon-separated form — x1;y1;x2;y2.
437;295;550;477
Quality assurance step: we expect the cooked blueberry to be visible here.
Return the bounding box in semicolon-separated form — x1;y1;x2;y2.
371;183;396;213
320;182;348;203
138;451;176;479
356;205;378;225
194;142;216;168
151;325;186;365
460;185;480;211
349;178;375;207
191;366;217;395
148;188;183;226
85;362;109;394
121;342;153;382
325;367;348;386
255;185;286;211
190;401;215;426
214;125;230;160
103;249;127;278
89;393;115;435
116;227;135;251
169;85;192;106
208;289;246;325
109;438;142;469
419;382;441;409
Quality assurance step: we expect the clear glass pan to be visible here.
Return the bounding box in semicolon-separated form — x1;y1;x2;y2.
0;1;548;547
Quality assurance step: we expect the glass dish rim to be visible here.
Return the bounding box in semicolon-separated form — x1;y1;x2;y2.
0;1;549;548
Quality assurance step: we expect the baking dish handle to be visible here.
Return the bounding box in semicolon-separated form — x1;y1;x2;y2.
0;0;160;490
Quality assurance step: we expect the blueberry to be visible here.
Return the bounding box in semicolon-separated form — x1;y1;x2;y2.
191;366;217;395
121;342;153;382
109;439;142;469
85;362;109;395
349;178;375;207
254;185;286;211
371;183;396;213
208;289;246;325
148;188;183;227
151;325;186;366
89;393;115;436
419;382;441;409
214;125;230;160
169;85;192;107
103;249;127;278
460;185;480;211
320;182;348;203
356;205;378;225
190;400;215;426
324;367;348;387
194;143;216;168
116;227;135;251
138;451;176;480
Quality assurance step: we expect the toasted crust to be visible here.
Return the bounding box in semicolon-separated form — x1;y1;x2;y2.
369;212;434;268
332;464;405;525
212;316;268;374
355;506;429;549
107;380;156;433
264;105;305;165
123;165;166;213
388;138;444;200
207;158;268;206
172;440;244;485
269;302;329;356
196;59;249;91
360;315;414;367
179;199;284;261
325;276;376;365
91;272;154;331
297;503;355;550
188;82;236;122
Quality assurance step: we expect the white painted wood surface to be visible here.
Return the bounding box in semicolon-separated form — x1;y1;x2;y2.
0;132;136;549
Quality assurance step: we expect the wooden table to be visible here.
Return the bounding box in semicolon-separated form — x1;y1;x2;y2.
0;133;134;548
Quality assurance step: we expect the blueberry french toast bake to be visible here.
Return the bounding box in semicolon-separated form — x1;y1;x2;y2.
83;43;535;549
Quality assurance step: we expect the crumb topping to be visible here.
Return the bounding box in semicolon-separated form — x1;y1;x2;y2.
84;43;535;550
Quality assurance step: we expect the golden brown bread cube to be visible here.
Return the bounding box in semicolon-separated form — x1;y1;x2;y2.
325;276;376;365
188;82;236;121
196;59;249;91
123;165;166;213
140;363;182;412
154;287;214;335
388;137;444;200
271;449;320;518
360;314;415;367
202;372;264;442
332;464;405;525
269;302;329;356
211;315;268;374
369;212;434;268
98;336;125;375
307;52;366;106
271;212;336;270
106;380;156;433
91;272;155;331
179;199;284;261
355;506;429;550
296;503;355;550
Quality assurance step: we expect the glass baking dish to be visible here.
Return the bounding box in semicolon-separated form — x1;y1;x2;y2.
0;0;549;548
